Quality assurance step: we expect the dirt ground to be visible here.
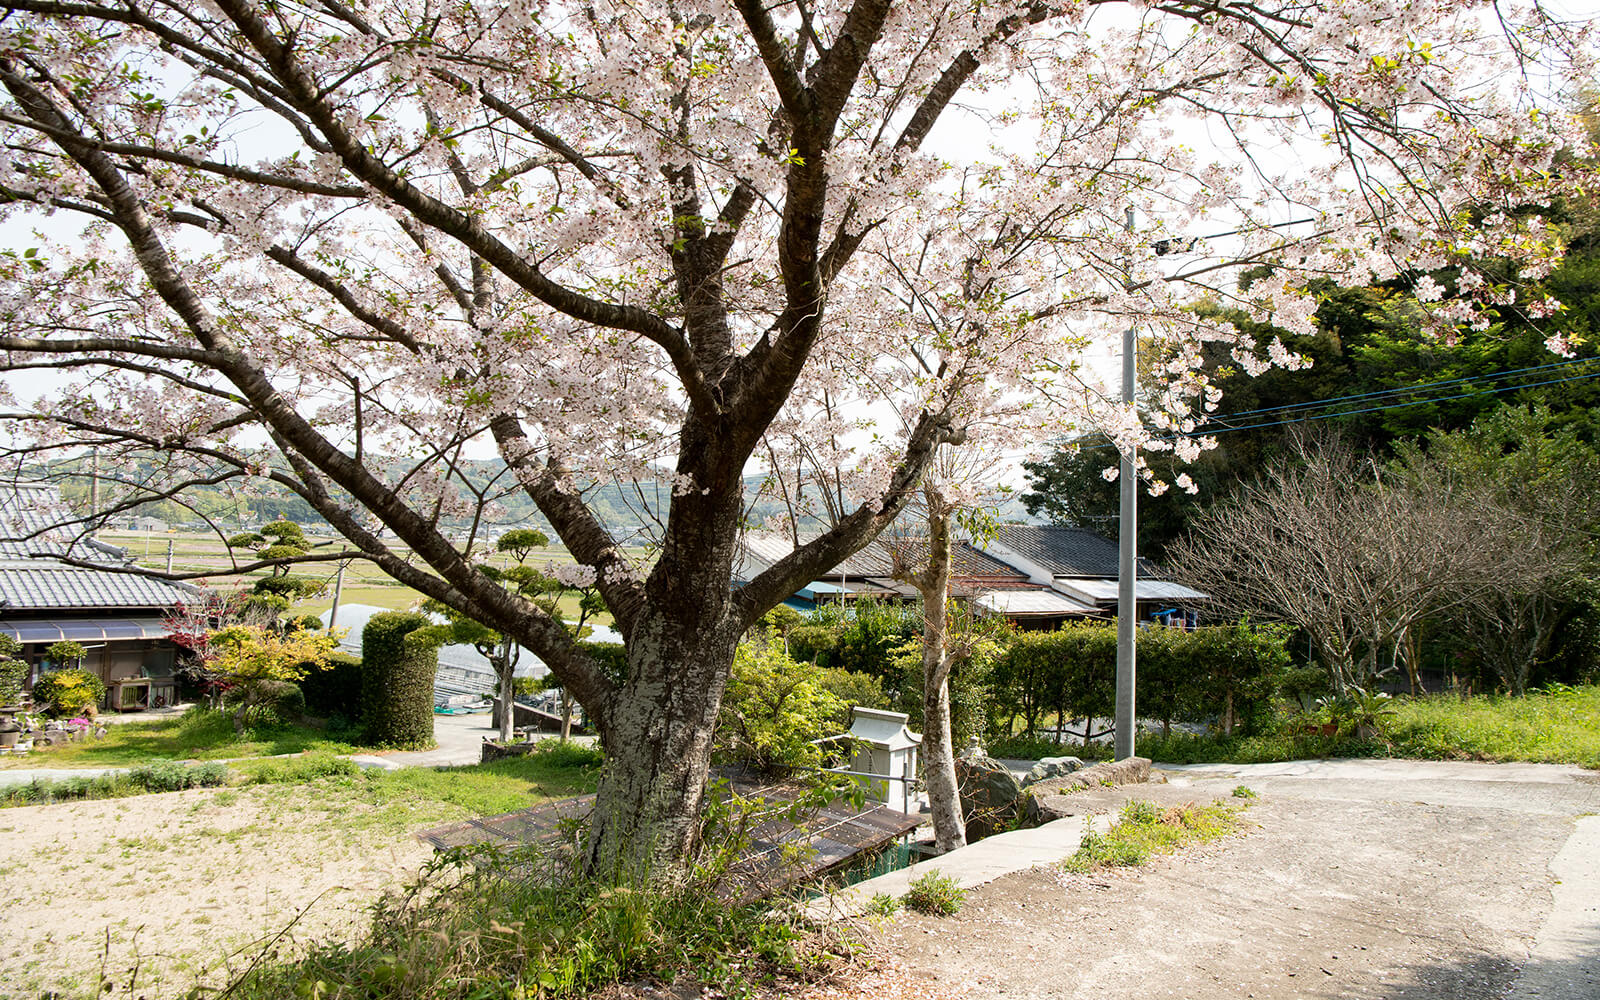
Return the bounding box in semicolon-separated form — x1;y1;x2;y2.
845;762;1600;1000
5;761;1597;1000
0;783;459;999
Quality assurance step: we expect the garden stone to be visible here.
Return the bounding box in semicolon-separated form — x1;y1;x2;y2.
1022;756;1153;826
956;752;1024;841
1022;756;1085;787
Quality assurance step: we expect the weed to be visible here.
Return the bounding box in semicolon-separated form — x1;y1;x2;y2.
865;892;902;917
1061;798;1247;874
236;752;360;784
1231;785;1257;799
210;843;821;999
903;870;965;916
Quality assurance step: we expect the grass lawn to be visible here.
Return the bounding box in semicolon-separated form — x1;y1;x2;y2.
992;684;1600;770
0;709;362;770
356;747;601;815
0;744;602;999
1133;683;1600;769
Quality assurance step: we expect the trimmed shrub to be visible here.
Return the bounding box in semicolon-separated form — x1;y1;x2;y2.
300;652;363;719
31;667;107;717
991;620;1292;741
361;611;438;749
0;657;26;707
576;641;629;686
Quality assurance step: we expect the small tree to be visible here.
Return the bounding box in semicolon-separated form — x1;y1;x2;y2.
207;623;340;733
715;642;846;774
421;529;608;741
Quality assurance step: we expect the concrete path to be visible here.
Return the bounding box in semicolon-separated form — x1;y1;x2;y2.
808;813;1115;920
865;758;1600;1000
0;710;512;784
1507;813;1600;1000
345;710;498;770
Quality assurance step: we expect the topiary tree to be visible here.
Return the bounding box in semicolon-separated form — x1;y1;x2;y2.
0;634;27;708
421;529;611;742
361;611;440;749
44;641;87;669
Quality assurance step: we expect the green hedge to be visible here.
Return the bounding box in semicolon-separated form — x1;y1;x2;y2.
362;612;438;749
991;620;1292;741
301;652;363;720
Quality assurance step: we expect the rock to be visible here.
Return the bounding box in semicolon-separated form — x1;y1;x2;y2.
955;752;1024;840
1022;756;1085;787
1021;756;1154;826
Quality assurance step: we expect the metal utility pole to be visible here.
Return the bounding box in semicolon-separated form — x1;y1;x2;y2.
166;539;173;574
328;555;348;630
1115;206;1139;762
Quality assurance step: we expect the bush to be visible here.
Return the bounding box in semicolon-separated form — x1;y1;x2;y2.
300;652;363;719
715;642;847;773
129;759;230;792
990;620;1292;741
903;870;965;916
2;774;129;807
786;624;839;666
362;612;438;749
576;641;629;686
225;679;305;725
816;666;889;725
523;738;605;769
31;667;106;717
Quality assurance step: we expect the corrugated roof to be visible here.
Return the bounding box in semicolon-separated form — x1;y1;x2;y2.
974;589;1102;617
0;617;173;643
1052;578;1210;603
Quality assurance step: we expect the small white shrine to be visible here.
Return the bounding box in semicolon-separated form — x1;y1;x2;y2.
842;707;921;814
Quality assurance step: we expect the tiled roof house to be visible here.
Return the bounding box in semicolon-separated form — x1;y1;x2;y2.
0;482;200;710
736;523;1206;628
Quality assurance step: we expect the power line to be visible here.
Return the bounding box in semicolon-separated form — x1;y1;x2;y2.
1205;367;1600;436
1066;365;1600;454
1216;355;1600;423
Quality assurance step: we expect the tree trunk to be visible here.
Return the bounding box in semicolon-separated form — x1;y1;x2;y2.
560;693;573;741
497;654;516;743
582;612;739;884
912;498;965;853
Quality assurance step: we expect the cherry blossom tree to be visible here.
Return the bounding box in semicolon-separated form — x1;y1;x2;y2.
0;0;1590;882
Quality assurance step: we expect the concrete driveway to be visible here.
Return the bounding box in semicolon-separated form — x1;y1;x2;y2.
868;758;1600;1000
